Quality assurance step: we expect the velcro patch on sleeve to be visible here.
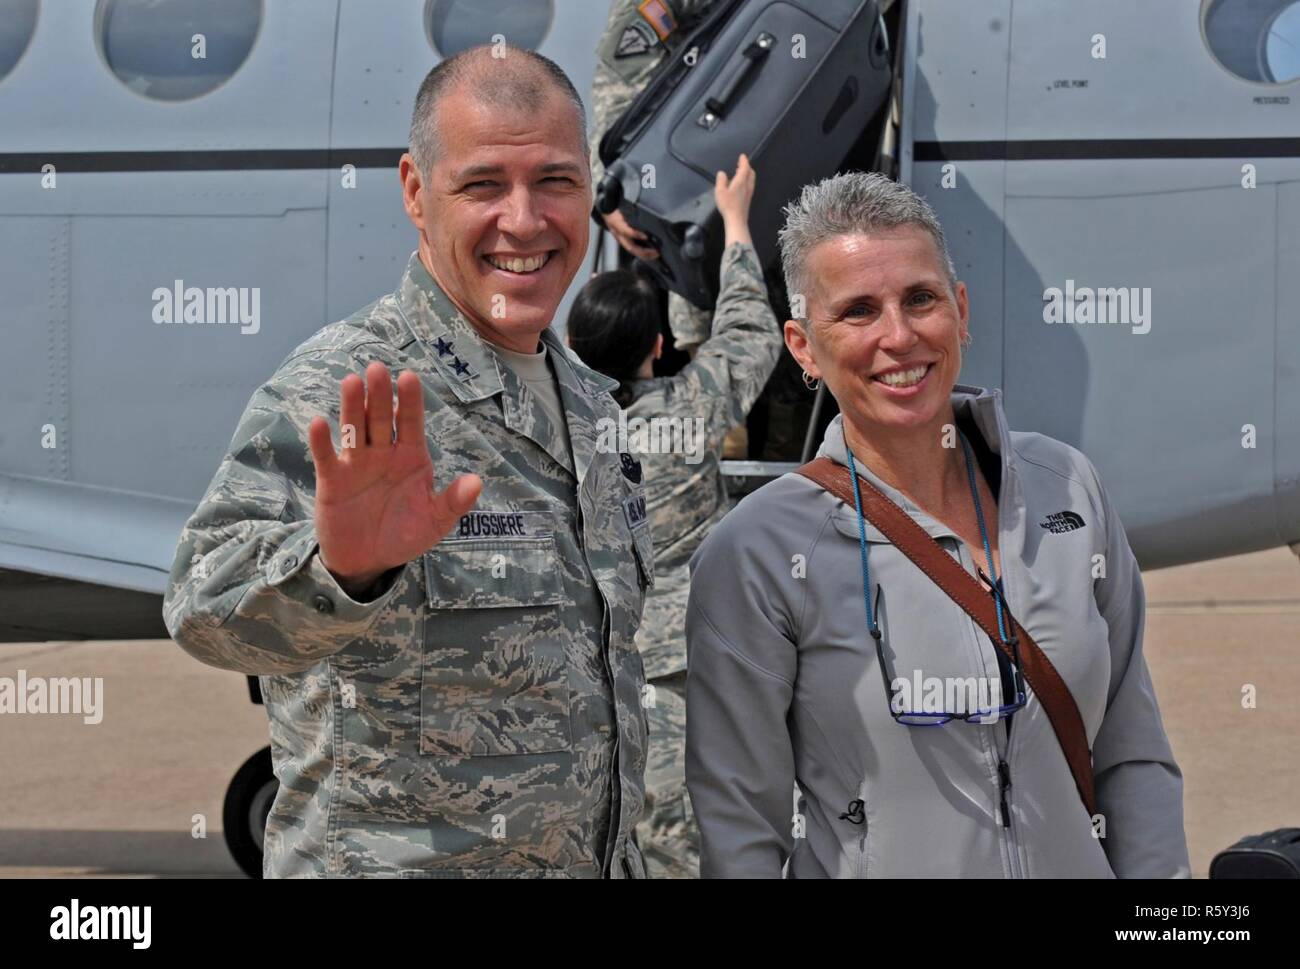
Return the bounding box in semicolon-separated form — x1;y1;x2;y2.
638;0;678;42
622;492;649;532
616;20;656;58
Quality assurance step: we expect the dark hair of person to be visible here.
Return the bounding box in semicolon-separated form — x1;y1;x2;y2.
566;269;661;407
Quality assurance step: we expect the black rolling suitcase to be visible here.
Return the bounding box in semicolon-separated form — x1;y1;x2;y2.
595;0;892;309
1210;829;1300;877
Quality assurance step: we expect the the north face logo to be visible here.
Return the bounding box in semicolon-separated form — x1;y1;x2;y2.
1039;511;1086;533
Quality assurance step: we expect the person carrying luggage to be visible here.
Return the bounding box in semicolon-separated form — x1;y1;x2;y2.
567;154;782;877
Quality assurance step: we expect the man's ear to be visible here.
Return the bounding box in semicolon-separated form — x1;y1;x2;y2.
783;319;818;378
955;279;970;345
399;153;425;229
653;333;664;360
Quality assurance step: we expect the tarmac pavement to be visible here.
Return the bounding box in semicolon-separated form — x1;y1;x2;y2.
1;546;1297;878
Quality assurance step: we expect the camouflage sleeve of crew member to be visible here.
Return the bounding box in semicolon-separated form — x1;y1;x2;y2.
590;4;663;189
162;346;404;675
590;0;717;188
677;241;783;427
668;292;712;353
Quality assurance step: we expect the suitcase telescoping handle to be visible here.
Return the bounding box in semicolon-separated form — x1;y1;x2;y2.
700;31;775;129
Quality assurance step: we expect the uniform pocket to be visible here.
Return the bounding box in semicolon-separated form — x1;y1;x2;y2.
631;520;655;591
424;511;570;609
419;514;574;758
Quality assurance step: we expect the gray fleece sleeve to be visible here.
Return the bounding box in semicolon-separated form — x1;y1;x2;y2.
1086;458;1191;878
685;510;800;877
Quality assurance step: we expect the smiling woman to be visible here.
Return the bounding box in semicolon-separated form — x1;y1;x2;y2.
683;171;1191;879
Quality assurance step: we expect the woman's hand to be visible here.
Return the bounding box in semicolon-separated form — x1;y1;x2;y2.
715;153;755;247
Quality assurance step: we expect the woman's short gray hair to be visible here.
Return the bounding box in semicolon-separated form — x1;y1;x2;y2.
778;171;957;318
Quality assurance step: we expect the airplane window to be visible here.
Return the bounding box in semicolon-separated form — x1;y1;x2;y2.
95;0;262;100
426;0;555;58
1266;2;1300;81
1204;0;1300;84
0;0;38;84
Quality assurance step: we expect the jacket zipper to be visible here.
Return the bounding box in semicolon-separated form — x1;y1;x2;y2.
966;411;1023;876
988;572;1022;877
999;729;1022;877
965;549;1022;877
997;757;1012;828
977;564;1017;835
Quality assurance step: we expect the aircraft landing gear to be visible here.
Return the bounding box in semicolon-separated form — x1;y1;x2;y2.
223;746;276;879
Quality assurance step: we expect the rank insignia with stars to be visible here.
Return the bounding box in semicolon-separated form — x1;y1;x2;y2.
434;337;454;357
452;357;471;378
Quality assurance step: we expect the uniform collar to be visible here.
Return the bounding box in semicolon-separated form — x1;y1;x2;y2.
393;250;619;403
540;330;621;482
815;384;1017;542
394;251;500;401
392;251;620;483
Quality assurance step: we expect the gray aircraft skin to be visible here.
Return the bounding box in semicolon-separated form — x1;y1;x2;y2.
1;0;1299;644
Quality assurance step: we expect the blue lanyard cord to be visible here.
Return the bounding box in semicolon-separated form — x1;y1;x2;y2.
845;449;881;639
958;430;1009;644
845;431;1012;645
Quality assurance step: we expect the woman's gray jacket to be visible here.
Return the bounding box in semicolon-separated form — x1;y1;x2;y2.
684;385;1189;877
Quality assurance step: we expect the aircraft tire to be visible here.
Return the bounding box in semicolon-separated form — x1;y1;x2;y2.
223;746;277;879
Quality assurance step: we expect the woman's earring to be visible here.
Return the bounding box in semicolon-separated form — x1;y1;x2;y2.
961;333;973;350
802;370;821;390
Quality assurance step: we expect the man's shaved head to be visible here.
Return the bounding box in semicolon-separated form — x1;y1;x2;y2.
398;42;592;353
409;45;588;175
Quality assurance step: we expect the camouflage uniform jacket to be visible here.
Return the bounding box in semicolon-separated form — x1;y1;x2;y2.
625;241;781;679
163;252;654;878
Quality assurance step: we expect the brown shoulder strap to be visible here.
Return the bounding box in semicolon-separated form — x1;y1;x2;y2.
797;456;1098;820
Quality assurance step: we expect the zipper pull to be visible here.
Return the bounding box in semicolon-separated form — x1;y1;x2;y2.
997;758;1012;828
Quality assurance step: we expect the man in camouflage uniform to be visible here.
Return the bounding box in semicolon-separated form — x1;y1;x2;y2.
616;154;781;877
590;0;720;353
163;47;653;877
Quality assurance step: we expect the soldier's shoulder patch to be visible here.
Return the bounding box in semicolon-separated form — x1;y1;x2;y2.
615;20;656;58
620;451;643;483
638;0;679;42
